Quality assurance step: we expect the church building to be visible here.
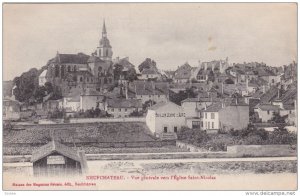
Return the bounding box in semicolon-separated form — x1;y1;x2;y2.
43;20;115;97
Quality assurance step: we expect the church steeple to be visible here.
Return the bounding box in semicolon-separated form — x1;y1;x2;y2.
97;19;113;61
102;19;107;37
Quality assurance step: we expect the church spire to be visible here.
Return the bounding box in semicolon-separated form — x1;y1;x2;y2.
102;19;107;37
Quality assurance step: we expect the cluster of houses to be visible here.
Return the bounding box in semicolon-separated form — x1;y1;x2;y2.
3;21;297;139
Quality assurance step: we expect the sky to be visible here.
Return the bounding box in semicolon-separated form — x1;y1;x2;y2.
3;3;297;81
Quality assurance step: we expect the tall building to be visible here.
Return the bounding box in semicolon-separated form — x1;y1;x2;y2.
97;20;113;61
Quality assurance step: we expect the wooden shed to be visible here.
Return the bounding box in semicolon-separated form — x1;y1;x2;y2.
31;140;87;177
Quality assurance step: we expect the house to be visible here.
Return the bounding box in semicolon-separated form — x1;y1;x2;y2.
106;98;142;118
129;81;169;104
181;97;221;129
201;99;249;133
254;104;280;123
113;57;136;85
146;101;185;139
138;68;161;80
80;89;106;111
31;140;87;176
3;97;20;121
63;96;80;116
174;63;193;83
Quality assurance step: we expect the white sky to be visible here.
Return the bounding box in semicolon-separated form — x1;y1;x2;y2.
3;3;297;81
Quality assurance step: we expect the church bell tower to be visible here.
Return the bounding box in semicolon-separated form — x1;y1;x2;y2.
97;20;113;61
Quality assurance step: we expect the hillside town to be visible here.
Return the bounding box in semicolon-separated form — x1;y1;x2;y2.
3;21;297;141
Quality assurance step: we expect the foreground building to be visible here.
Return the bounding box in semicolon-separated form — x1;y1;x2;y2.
201;100;249;133
146;101;186;138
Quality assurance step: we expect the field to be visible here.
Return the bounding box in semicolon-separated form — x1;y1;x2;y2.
3;122;184;155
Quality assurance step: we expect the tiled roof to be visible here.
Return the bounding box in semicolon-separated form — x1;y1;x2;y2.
113;57;135;69
280;88;297;105
107;98;142;108
260;86;279;103
203;102;223;112
87;55;105;63
181;97;221;103
148;101;181;111
257;104;280;111
283;104;295;110
174;63;193;79
130;81;169;96
54;53;90;64
31;140;82;163
141;68;159;75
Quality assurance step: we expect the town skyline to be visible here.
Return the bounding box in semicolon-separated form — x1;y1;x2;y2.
3;3;297;81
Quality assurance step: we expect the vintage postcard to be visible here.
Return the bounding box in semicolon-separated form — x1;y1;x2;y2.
2;3;297;191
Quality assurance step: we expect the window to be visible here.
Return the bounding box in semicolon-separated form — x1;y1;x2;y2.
68;65;71;72
174;126;178;133
119;108;121;112
201;121;203;128
74;65;77;72
80;77;83;82
125;108;127;112
212;122;214;129
111;108;114;112
192;121;200;129
104;78;108;84
158;95;160;98
164;127;168;133
106;49;108;57
205;113;207;119
211;113;215;119
149;95;151;98
290;110;292;114
272;79;275;83
267;110;270;115
208;122;210;129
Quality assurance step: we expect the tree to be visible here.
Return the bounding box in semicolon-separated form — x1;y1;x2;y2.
138;58;158;72
44;82;53;94
271;112;287;124
13;68;39;103
33;86;46;103
113;64;124;80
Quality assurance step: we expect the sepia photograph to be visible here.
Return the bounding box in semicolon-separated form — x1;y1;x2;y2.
2;2;298;191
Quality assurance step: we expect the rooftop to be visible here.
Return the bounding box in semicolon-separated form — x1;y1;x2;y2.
31;140;81;163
